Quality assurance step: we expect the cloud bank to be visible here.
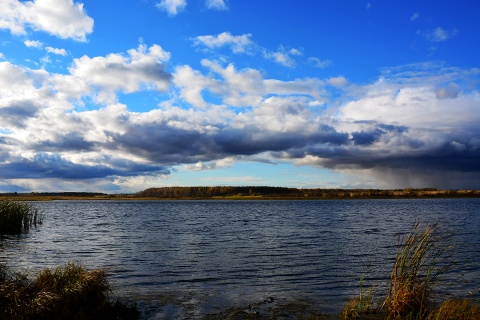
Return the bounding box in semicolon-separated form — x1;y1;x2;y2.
1;38;479;192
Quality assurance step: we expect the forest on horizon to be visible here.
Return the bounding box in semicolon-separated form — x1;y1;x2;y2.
1;187;480;200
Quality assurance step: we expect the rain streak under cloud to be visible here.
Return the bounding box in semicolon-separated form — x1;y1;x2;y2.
0;0;479;192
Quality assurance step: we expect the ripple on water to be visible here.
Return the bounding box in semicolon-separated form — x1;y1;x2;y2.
0;199;479;318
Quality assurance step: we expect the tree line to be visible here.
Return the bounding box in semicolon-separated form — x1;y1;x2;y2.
135;187;480;199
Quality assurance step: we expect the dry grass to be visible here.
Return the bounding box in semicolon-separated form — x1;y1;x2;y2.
0;200;42;235
341;222;463;319
426;299;480;320
340;276;381;320
383;222;453;319
0;262;138;320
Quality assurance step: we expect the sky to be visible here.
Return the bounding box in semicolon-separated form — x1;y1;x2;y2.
0;0;479;193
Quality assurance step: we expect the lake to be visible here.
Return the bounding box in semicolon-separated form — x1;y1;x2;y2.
1;199;479;318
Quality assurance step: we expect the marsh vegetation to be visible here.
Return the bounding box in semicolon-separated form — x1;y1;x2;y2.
0;200;42;235
340;222;480;319
0;262;138;320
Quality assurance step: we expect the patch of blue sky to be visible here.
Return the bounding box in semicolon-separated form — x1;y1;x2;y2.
169;161;347;189
118;91;171;113
199;89;224;106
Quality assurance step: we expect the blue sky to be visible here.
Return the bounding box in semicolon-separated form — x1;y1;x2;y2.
1;0;479;193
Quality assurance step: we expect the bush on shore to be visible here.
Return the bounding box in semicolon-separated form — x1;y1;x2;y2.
0;262;138;320
0;200;42;235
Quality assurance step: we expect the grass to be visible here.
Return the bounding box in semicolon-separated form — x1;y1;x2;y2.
341;221;479;320
0;262;138;320
426;298;480;319
383;222;453;318
0;200;43;235
340;276;380;319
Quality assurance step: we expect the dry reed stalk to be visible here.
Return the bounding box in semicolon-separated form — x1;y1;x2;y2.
384;222;453;319
426;299;480;320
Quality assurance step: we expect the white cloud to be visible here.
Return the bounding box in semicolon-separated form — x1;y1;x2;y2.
327;76;349;87
24;40;67;57
0;62;50;105
173;59;327;108
182;157;235;171
205;0;228;11
193;33;316;68
0;0;94;41
193;32;253;54
435;83;461;99
339;73;480;132
173;65;219;108
68;44;171;100
422;27;458;43
46;46;67;56
156;0;187;16
24;39;43;48
410;12;419;21
308;57;332;69
264;46;303;67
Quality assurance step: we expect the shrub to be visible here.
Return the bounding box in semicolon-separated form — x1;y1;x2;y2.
0;200;42;235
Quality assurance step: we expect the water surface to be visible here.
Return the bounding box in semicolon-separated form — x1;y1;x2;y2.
1;199;479;318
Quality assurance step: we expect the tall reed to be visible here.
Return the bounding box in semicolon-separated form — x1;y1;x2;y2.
383;222;453;318
0;200;42;235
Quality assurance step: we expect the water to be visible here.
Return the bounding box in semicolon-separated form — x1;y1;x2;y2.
1;199;479;318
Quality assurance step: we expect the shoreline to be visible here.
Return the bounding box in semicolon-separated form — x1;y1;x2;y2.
1;188;480;201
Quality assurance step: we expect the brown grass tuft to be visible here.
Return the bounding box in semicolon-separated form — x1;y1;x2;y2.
383;222;453;319
0;262;138;319
426;299;480;320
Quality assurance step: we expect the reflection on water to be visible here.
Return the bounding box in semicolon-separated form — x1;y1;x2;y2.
1;199;479;318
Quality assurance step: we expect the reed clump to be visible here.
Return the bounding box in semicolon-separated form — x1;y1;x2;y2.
383;222;453;319
341;221;467;319
0;262;138;320
0;200;42;235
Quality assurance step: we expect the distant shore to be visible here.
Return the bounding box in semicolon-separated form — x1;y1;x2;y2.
1;187;480;201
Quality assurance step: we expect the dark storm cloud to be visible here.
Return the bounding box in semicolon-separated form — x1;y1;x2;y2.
106;124;217;164
351;130;382;146
351;123;408;146
214;124;349;156
32;133;96;151
0;153;169;180
105;121;350;165
316;138;480;173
